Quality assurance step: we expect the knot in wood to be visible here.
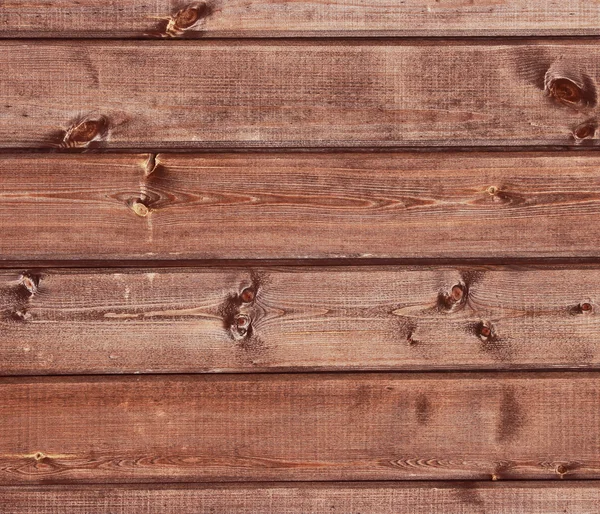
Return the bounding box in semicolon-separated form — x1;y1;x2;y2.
131;200;150;217
548;78;582;105
234;313;251;329
231;313;252;339
174;4;207;29
19;273;39;295
239;287;255;304
574;123;596;140
450;284;465;302
64;117;108;146
478;322;493;340
580;302;593;313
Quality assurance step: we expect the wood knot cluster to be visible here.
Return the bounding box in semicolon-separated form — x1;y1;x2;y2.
219;279;262;342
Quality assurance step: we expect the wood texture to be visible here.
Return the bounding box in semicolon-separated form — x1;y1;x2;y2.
2;0;600;38
1;373;600;483
3;266;600;374
2;42;600;149
1;482;599;513
5;152;600;261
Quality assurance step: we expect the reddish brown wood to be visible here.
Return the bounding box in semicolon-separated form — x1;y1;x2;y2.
2;0;600;38
1;42;600;149
3;265;600;374
4;152;600;261
0;373;599;483
1;482;599;513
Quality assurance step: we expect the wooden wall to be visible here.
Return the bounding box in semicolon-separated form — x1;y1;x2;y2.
1;1;599;512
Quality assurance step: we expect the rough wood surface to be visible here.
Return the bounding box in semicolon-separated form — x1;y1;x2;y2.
2;42;600;149
1;0;600;38
3;266;600;374
5;152;600;260
1;482;599;513
0;372;599;483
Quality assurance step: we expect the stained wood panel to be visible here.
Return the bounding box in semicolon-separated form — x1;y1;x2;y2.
1;482;599;513
0;373;599;483
5;152;600;261
3;266;600;374
1;0;600;38
1;42;600;149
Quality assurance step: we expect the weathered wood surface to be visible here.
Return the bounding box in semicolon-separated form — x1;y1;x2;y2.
3;266;600;374
5;152;600;261
2;42;600;149
0;373;599;483
1;482;599;513
1;0;600;38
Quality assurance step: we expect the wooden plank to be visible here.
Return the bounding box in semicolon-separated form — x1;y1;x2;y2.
1;42;600;149
1;482;600;513
4;266;600;374
0;372;600;482
2;0;600;38
5;152;600;261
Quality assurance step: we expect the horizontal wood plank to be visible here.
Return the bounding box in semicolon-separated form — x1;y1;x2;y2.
2;42;600;149
4;266;600;374
5;152;600;260
1;373;600;482
2;1;600;38
1;482;599;513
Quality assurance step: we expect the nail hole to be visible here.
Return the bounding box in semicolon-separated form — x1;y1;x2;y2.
487;186;498;196
33;452;45;461
580;302;593;313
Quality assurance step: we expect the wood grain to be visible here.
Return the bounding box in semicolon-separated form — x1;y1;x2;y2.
2;42;600;149
0;372;600;483
3;266;600;374
2;0;600;38
1;482;599;513
5;152;600;261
